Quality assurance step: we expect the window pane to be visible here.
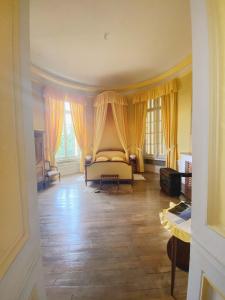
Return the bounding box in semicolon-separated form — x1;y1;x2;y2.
65;112;73;134
67;133;75;157
64;101;70;111
145;97;166;158
65;112;75;157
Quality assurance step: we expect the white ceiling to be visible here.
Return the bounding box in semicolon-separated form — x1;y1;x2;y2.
30;0;192;88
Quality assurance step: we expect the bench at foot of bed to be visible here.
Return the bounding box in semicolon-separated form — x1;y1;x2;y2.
100;174;119;190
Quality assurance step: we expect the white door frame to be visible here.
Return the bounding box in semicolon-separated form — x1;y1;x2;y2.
0;0;46;299
188;0;225;299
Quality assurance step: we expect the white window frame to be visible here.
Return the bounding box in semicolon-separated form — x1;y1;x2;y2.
144;98;166;161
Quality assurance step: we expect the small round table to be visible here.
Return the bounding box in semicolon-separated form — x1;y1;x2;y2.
160;202;191;297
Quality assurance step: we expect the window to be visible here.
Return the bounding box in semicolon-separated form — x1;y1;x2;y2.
55;102;80;161
144;98;165;159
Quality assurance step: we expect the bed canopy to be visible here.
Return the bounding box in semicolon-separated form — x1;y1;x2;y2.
93;91;129;160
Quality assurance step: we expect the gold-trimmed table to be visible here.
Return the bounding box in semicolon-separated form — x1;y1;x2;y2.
160;202;191;297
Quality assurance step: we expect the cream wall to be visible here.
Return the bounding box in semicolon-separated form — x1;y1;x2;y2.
33;84;45;131
177;72;192;155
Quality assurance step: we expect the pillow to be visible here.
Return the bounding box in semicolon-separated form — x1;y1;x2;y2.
111;156;125;161
96;151;126;160
96;156;109;162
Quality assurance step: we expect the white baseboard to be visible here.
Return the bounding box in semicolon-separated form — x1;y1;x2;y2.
57;160;80;176
144;164;161;174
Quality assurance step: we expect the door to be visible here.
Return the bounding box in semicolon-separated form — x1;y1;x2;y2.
188;0;225;299
0;0;46;299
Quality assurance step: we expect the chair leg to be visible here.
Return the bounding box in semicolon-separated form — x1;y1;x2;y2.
100;178;102;190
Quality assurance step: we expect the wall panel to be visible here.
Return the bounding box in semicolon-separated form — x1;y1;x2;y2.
0;0;28;278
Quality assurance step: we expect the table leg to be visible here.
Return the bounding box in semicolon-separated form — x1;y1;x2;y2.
171;236;177;297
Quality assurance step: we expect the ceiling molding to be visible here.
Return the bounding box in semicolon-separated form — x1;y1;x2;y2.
31;65;103;93
31;55;192;94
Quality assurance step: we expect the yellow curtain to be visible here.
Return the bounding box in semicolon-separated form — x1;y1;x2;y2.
131;78;178;171
111;103;129;160
132;79;178;104
93;102;108;159
161;92;178;169
133;102;147;172
70;101;87;172
45;97;64;165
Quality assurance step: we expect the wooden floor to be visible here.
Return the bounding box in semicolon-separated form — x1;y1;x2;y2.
38;173;188;300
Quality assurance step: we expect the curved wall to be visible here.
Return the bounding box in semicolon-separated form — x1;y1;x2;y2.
32;58;193;174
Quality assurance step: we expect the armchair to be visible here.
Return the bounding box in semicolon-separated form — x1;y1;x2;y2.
44;160;61;184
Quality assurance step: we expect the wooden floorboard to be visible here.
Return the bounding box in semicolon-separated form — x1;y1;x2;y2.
38;173;188;300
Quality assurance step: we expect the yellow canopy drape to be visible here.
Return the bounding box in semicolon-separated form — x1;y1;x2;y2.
132;102;147;172
111;103;129;160
93;91;129;159
45;96;64;165
70;101;87;172
161;92;178;169
94;90;128;107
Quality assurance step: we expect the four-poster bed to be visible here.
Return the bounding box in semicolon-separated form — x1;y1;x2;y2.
85;91;133;185
85;149;133;185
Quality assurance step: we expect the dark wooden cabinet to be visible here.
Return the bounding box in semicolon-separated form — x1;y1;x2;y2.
160;168;181;196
